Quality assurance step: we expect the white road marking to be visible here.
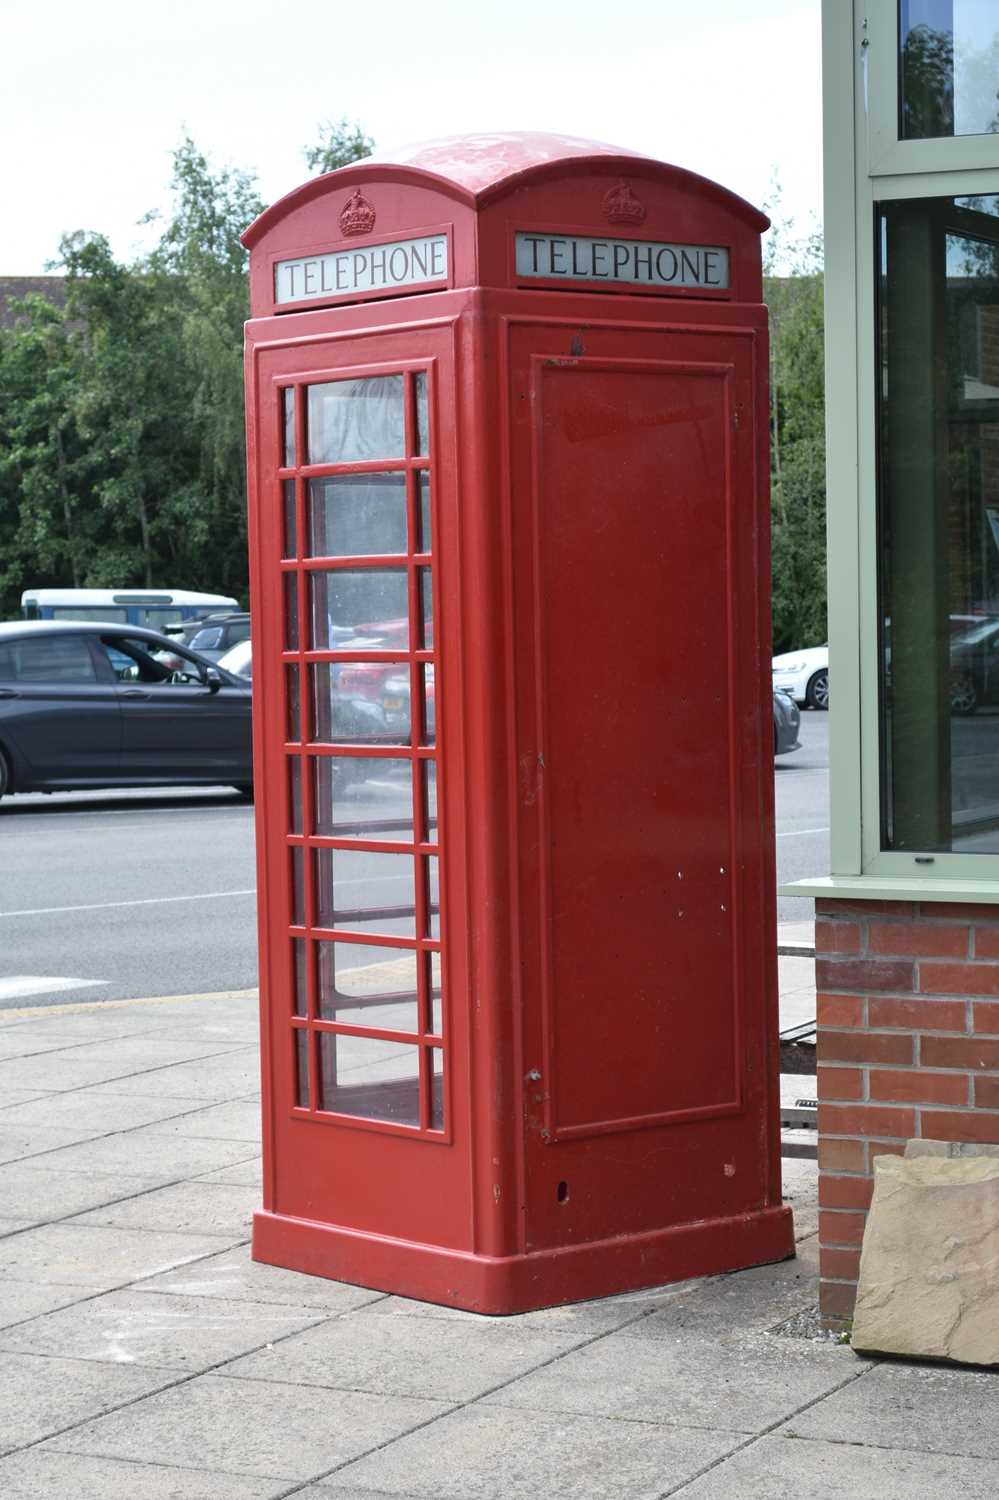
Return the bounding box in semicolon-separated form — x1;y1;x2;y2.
0;976;109;1001
776;827;830;838
0;889;256;919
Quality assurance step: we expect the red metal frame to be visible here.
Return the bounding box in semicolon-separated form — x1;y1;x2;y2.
244;135;793;1314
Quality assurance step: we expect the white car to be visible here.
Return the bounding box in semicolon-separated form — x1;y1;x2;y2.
772;644;829;710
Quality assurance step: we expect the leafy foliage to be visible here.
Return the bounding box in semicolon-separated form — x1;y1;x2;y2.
0;123;371;617
764;188;827;654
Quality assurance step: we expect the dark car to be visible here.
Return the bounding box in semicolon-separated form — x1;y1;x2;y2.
0;621;253;801
773;688;801;755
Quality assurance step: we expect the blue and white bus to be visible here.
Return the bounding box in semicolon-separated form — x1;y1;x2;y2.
20;588;240;631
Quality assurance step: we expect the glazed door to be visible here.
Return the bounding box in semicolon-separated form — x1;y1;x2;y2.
251;323;469;1249
506;315;777;1250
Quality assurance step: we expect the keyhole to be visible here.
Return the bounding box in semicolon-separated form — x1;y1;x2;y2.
557;1180;569;1204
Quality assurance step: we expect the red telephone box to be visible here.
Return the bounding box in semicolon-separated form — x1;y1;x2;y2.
243;132;794;1313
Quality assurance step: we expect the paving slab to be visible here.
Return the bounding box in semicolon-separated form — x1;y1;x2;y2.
367;1279;684;1336
0;1279;97;1332
0;1221;235;1290
73;1180;259;1238
482;1328;863;1434
0;1090;214;1135
139;1098;262;1141
46;1372;452;1481
19;1130;261;1182
0;1161;163;1221
79;1050;261;1100
0;1450;286;1500
0;1088;55;1109
0;1349;174;1455
675;1432;999;1499
135;1243;387;1313
782;1157;818;1240
0;1040;248;1094
194;1156;263;1187
222;1305;590;1402
614;1239;819;1341
0;1287;325;1371
332;1403;742;1500
0;1121;104;1164
782;1360;999;1458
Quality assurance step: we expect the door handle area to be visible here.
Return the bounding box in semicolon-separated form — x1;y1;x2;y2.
120;689;151;699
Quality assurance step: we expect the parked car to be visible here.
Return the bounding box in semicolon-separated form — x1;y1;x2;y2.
772;644;829;710
217;638;253;680
949;616;999;714
0;621;252;800
773;689;801;755
167;612;251;662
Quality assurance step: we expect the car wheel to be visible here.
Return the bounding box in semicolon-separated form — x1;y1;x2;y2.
950;671;978;715
806;669;829;710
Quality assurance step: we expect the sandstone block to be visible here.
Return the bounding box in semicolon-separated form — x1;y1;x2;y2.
852;1153;999;1364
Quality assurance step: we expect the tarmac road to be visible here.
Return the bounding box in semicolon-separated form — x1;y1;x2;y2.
0;714;830;1011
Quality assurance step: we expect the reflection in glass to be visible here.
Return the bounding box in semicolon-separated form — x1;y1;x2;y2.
427;949;443;1035
286;666;301;742
309;569;408;650
285;574;299;651
289;757;302;834
293;938;307;1017
430;1047;444;1130
878;194;999;852
900;0;999;139
425;855;440;938
283;388;296;467
420;663;436;746
309;473;407;558
295;1029;309;1108
311;664;408;746
422;760;437;837
415;371;429;455
318;1033;420;1125
418;472;431;552
308;376;405;464
314;756;413;839
283;480;297;558
317;942;418;1030
418;568;433;649
291;846;305;925
315;847;416;936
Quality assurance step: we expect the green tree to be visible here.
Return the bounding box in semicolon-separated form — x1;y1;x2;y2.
764;188;827;654
305;118;374;175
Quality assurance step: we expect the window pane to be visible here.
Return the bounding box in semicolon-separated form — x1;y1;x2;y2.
309;569;408;650
318;1034;420;1126
283;388;296;466
878;195;999;852
430;1047;444;1131
285;575;299;650
291;846;305;926
425;855;440;938
284;480;297;558
418;472;432;553
286;666;301;741
415;372;429;456
314;756;413;839
315;847;416;937
418;568;433;649
310;664;408;746
420;663;436;746
308;376;405;464
422;760;438;838
317;942;418;1031
309;474;407;558
292;938;307;1017
295;1029;309;1108
427;950;443;1036
900;0;999;139
289;758;302;834
12;635;97;682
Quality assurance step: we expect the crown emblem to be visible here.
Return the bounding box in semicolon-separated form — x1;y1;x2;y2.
602;181;646;226
339;189;376;238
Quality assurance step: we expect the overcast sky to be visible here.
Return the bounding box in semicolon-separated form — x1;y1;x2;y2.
3;0;822;275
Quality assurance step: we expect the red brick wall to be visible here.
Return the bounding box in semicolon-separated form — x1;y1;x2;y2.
815;897;999;1324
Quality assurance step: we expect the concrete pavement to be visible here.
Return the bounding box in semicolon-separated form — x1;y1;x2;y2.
1;952;997;1498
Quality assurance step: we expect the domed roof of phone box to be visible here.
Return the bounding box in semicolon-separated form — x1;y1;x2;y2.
242;131;768;246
